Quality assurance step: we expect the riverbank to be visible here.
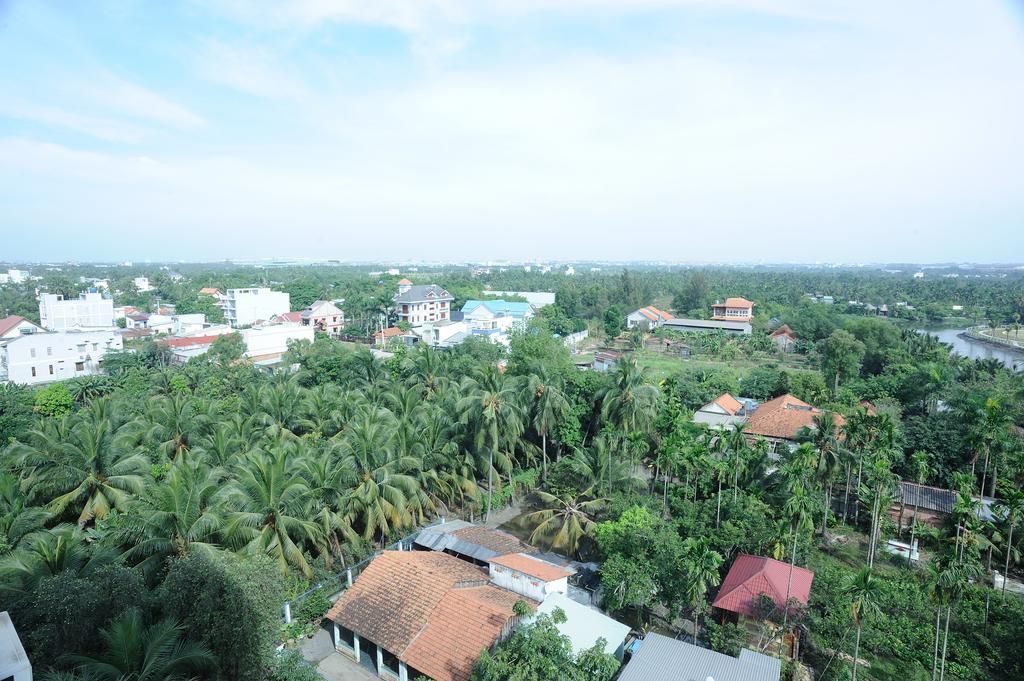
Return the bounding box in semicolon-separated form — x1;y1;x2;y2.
960;326;1024;353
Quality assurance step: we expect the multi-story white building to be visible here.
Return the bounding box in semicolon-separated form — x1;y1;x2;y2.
0;269;29;285
1;329;123;385
225;288;291;327
241;324;314;362
133;276;152;292
393;280;454;326
38;291;115;330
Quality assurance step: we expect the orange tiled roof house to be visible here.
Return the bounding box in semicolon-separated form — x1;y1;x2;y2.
711;297;755;322
326;548;572;681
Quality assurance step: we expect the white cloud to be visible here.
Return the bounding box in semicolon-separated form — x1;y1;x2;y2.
0;98;149;143
66;73;205;129
196;40;309;99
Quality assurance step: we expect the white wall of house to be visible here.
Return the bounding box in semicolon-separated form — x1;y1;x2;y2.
416;320;468;346
38;292;115;330
226;288;291;327
488;564;568;602
133;276;152;292
240;324;313;360
173;314;207;335
0;319;44;341
2;330;123;385
0;612;31;681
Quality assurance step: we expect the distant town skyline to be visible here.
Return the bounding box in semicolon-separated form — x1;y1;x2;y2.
2;1;1023;263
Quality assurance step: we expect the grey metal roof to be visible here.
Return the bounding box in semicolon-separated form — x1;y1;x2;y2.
663;318;752;332
394;285;454;304
617;634;780;681
899;482;955;514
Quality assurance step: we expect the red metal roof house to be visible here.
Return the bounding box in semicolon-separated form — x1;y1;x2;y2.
713;553;814;618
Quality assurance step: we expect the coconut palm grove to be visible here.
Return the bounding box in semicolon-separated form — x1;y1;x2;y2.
0;264;1023;681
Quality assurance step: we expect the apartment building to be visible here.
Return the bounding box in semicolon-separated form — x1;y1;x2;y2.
225;288;290;327
38;291;115;330
1;329;123;385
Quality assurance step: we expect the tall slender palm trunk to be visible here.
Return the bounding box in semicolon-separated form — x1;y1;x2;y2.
541;432;548;480
843;463;852;522
781;530;797;639
932;608;940;681
908;503;919;567
851;624;862;681
940;606;951;681
1004;523;1015;599
715;474;723;528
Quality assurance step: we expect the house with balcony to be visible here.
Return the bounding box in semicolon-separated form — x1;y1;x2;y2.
711;297;755;322
225;288;290;327
394;281;454;326
38;291;115;330
300;300;345;336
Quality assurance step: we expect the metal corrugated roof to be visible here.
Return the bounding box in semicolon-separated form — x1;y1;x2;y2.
617;634;780;681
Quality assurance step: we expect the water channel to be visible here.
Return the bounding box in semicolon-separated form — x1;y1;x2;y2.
916;327;1024;371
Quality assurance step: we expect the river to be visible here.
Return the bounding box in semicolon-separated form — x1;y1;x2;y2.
916;327;1024;371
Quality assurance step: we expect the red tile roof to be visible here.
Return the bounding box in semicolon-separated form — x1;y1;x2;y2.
162;334;223;349
712;393;743;416
769;324;796;339
398;278;413;285
198;287;222;296
374;326;403;339
489;553;573;582
712;553;814;618
449;526;533;556
743;394;844;441
714;297;755;309
327;552;529;681
274;311;302;323
0;315;34;336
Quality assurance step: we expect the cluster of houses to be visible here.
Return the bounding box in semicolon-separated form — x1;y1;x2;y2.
0;284;351;385
320;519;805;681
626;297;757;335
376;280;549;349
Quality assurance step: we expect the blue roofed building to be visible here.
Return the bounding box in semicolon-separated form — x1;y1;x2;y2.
461;299;535;345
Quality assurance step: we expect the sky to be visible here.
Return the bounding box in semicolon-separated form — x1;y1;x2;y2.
1;0;1024;264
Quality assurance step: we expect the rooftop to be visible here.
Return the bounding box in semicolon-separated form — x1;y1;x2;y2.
0;315;36;336
414;522;533;562
489;553;573;582
712;393;743;416
743;393;844;441
534;592;630;658
394;284;454;304
712;553;814;618
714;297;756;309
618;633;779;681
326;551;530;681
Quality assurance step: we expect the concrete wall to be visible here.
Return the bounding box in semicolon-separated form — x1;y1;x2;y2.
2;330;122;385
241;324;314;359
39;292;115;330
488;564;568;602
226;288;290;327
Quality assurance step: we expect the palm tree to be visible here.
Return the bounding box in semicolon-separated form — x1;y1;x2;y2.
726;423;750;503
125;462;223;575
842;567;883;681
907;450;929;567
997;487;1024;599
64;609;215;681
221;446;323;577
526;370;569;480
457;369;525;521
337;408;430;540
934;558;983;681
0;473;50;552
595;358;659;437
523;488;605;558
12;414;148;526
0;525;118;599
566;436;645;497
780;484;814;636
133;395;214;460
801;412;840;537
682;537;723;643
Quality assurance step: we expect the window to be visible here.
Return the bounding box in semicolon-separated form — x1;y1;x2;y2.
30;348;36;358
75;361;85;371
31;367;36;377
92;343;98;351
49;365;54;375
47;346;52;356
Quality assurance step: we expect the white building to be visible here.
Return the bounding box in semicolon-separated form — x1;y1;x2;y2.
483;291;556;308
1;329;123;385
38;291;115;330
225;288;291;327
240;324;313;362
133;276;153;292
393;281;454;326
487;552;572;603
0;611;31;681
0;316;44;343
414;320;468;347
0;269;29;285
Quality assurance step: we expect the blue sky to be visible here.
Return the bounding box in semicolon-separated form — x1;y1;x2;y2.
2;0;1023;263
